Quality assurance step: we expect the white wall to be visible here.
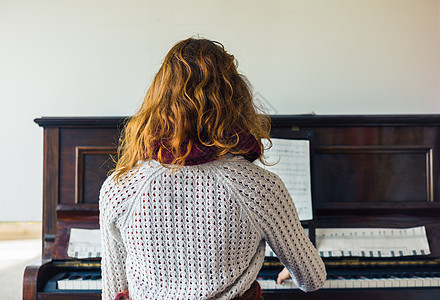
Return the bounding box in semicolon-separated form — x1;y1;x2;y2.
1;0;439;221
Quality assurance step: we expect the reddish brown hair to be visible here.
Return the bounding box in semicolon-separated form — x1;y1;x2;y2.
113;38;271;180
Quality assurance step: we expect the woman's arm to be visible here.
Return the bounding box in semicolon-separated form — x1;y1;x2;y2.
240;170;327;292
100;220;129;299
99;178;129;300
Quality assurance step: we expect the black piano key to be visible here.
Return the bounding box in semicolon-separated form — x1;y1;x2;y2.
92;274;102;280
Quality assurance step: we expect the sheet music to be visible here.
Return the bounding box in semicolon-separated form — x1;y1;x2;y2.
316;226;431;257
67;228;102;258
258;138;313;221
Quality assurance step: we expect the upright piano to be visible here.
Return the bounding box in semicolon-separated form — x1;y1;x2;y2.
23;115;440;299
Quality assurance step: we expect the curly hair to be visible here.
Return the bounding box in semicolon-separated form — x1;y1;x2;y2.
113;38;271;181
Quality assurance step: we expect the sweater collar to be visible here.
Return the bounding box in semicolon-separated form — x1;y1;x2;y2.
152;132;261;166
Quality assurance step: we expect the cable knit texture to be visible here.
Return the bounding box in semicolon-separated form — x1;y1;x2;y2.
99;155;326;300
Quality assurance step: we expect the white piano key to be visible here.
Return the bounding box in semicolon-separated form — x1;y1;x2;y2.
352;280;362;288
72;278;82;290
64;279;74;290
328;280;338;288
57;280;66;289
391;279;400;288
415;278;424;287
95;280;102;290
260;280;268;290
257;279;270;290
422;278;432;287
384;280;393;288
336;280;346;288
368;279;377;288
88;280;96;289
322;280;331;289
361;280;370;288
282;280;297;289
397;278;408;288
428;277;439;287
80;279;90;290
268;280;277;289
407;278;416;287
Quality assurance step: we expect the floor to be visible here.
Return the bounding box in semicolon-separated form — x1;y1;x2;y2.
0;239;41;300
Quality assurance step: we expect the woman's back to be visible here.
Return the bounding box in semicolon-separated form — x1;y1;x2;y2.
100;155;325;299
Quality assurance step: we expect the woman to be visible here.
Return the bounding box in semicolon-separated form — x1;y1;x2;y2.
99;37;326;300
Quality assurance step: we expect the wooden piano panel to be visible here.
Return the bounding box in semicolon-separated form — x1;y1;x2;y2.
59;128;119;206
295;124;440;210
34;119;122;249
314;146;433;204
273;120;440;213
75;146;117;204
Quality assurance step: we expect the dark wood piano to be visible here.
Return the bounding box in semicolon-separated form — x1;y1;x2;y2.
23;115;440;299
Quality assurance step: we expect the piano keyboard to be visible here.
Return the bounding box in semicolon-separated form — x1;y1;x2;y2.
46;270;440;291
57;275;102;290
258;271;440;290
319;250;428;258
44;271;102;291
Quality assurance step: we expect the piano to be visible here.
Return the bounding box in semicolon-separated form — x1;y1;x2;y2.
23;115;440;299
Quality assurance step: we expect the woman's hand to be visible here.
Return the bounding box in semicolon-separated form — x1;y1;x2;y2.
277;267;291;284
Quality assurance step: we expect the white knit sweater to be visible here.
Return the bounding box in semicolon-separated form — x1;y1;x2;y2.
99;155;326;300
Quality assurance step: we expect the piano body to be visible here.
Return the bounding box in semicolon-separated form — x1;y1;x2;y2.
23;115;440;299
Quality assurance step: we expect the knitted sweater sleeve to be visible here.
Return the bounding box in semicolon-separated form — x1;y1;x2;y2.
236;166;327;292
99;177;129;300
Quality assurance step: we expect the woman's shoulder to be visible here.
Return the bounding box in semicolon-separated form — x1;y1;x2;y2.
101;161;160;189
99;162;158;213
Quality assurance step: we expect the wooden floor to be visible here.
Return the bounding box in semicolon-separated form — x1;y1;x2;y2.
0;222;41;240
0;239;41;299
0;223;41;299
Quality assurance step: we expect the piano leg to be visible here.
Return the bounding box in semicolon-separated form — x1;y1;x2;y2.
23;265;39;300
